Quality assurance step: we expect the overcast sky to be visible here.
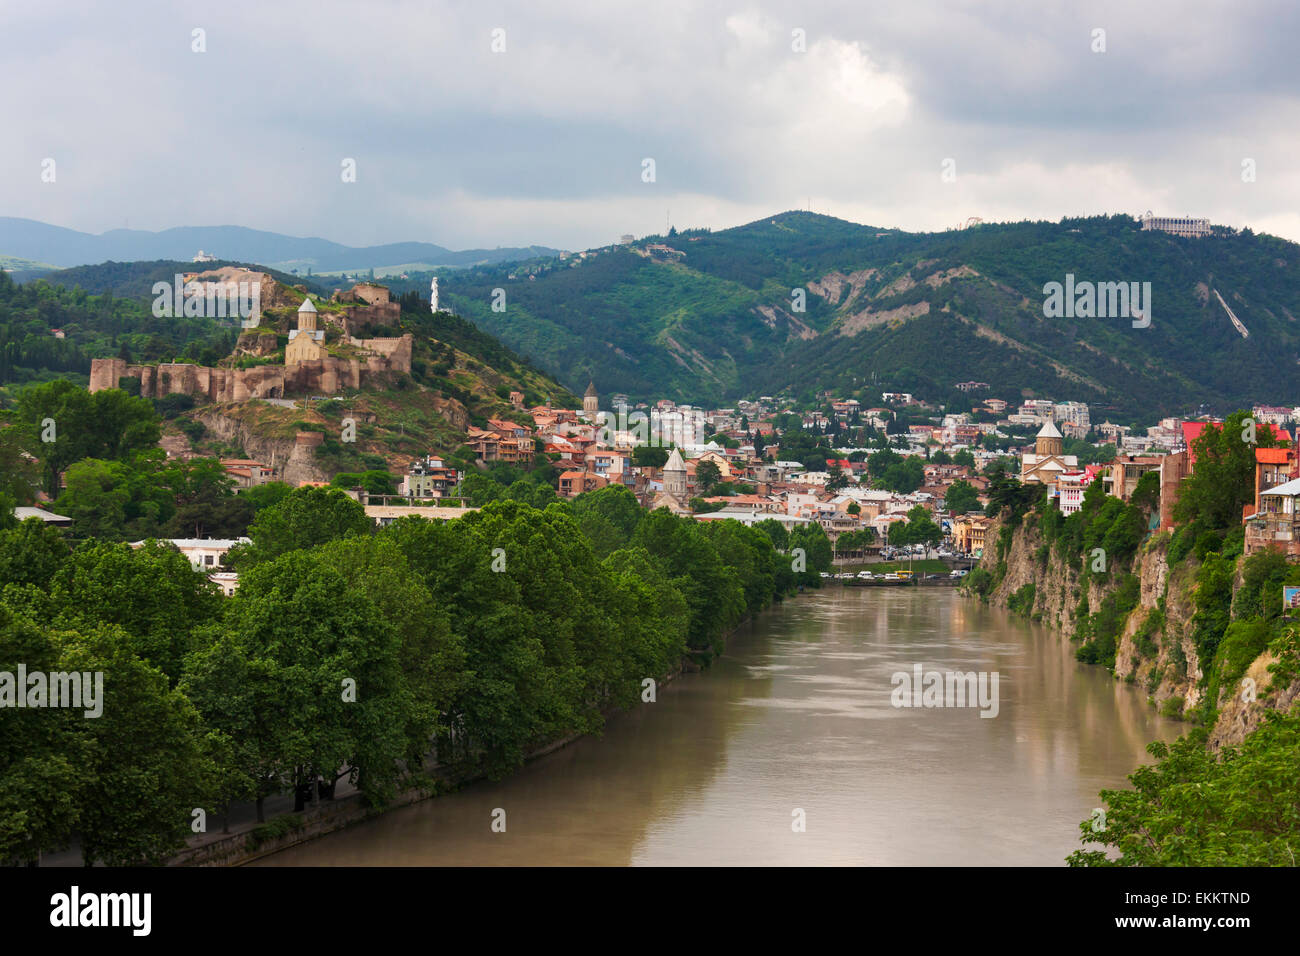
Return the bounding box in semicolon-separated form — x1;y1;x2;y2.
4;0;1298;251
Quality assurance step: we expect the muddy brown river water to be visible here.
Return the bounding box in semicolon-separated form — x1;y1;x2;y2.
255;586;1178;866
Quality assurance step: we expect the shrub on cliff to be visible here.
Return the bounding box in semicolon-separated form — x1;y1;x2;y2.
1205;618;1274;707
1074;573;1140;668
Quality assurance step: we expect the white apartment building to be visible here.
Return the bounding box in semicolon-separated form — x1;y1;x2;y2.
130;537;251;570
649;406;707;450
1057;472;1091;516
1018;399;1055;420
1053;401;1090;428
1141;214;1211;238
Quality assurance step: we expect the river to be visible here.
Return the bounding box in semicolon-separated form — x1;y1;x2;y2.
254;586;1179;866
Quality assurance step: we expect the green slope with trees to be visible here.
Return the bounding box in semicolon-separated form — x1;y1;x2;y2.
380;212;1300;420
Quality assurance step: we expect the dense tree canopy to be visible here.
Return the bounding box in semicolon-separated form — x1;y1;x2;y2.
15;380;160;494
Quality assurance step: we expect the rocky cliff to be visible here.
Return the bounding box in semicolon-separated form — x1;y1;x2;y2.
969;512;1299;749
195;410;330;487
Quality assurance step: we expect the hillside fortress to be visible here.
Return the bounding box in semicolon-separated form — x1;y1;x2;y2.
90;282;412;401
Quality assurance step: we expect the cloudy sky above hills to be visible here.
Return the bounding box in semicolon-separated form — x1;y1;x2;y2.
4;0;1298;251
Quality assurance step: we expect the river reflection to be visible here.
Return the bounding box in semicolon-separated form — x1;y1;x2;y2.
255;587;1178;866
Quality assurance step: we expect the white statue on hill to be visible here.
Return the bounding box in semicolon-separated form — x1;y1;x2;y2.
430;276;439;314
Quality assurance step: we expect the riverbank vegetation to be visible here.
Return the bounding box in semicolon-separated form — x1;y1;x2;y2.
0;482;831;866
959;411;1300;865
1068;657;1300;867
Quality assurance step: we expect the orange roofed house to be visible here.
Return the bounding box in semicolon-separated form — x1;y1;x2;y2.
557;471;608;498
1244;443;1300;558
468;419;534;465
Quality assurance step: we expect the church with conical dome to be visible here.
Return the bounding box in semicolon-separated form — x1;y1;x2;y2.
647;446;692;515
583;381;599;417
1020;418;1078;486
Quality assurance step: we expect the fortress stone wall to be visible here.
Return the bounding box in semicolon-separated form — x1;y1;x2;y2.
89;333;413;402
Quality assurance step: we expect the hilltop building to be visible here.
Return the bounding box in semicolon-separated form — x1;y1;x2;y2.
1141;213;1211;238
285;297;326;364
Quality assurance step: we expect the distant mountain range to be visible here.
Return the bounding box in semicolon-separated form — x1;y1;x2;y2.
0;217;561;273
412;211;1300;421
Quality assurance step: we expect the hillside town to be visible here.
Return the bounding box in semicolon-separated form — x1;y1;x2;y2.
23;374;1294;595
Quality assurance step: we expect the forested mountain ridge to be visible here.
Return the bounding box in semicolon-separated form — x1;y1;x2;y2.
407;212;1300;420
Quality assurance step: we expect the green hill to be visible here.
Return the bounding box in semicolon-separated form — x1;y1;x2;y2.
40;259;327;299
0;268;577;471
393;212;1300;420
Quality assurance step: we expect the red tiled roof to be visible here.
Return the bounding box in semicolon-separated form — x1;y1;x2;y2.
1257;447;1295;465
1185;420;1290;466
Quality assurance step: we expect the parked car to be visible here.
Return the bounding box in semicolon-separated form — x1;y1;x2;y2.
883;573;901;581
857;570;874;580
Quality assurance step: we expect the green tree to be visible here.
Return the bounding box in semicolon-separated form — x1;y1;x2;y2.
1176;411;1278;531
0;422;39;505
0;606;84;865
631;445;669;469
383;511;567;776
943;479;980;514
330;469;397;498
573;484;644;542
235;485;371;565
62;623;216;866
0;518;70;590
164;457;251;539
696;459;722;494
16;381;160;495
753;518;790;552
240;480;293;514
893;504;941;549
49;539;222;681
1068;712;1300;866
788;521;834;583
633;508;745;656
